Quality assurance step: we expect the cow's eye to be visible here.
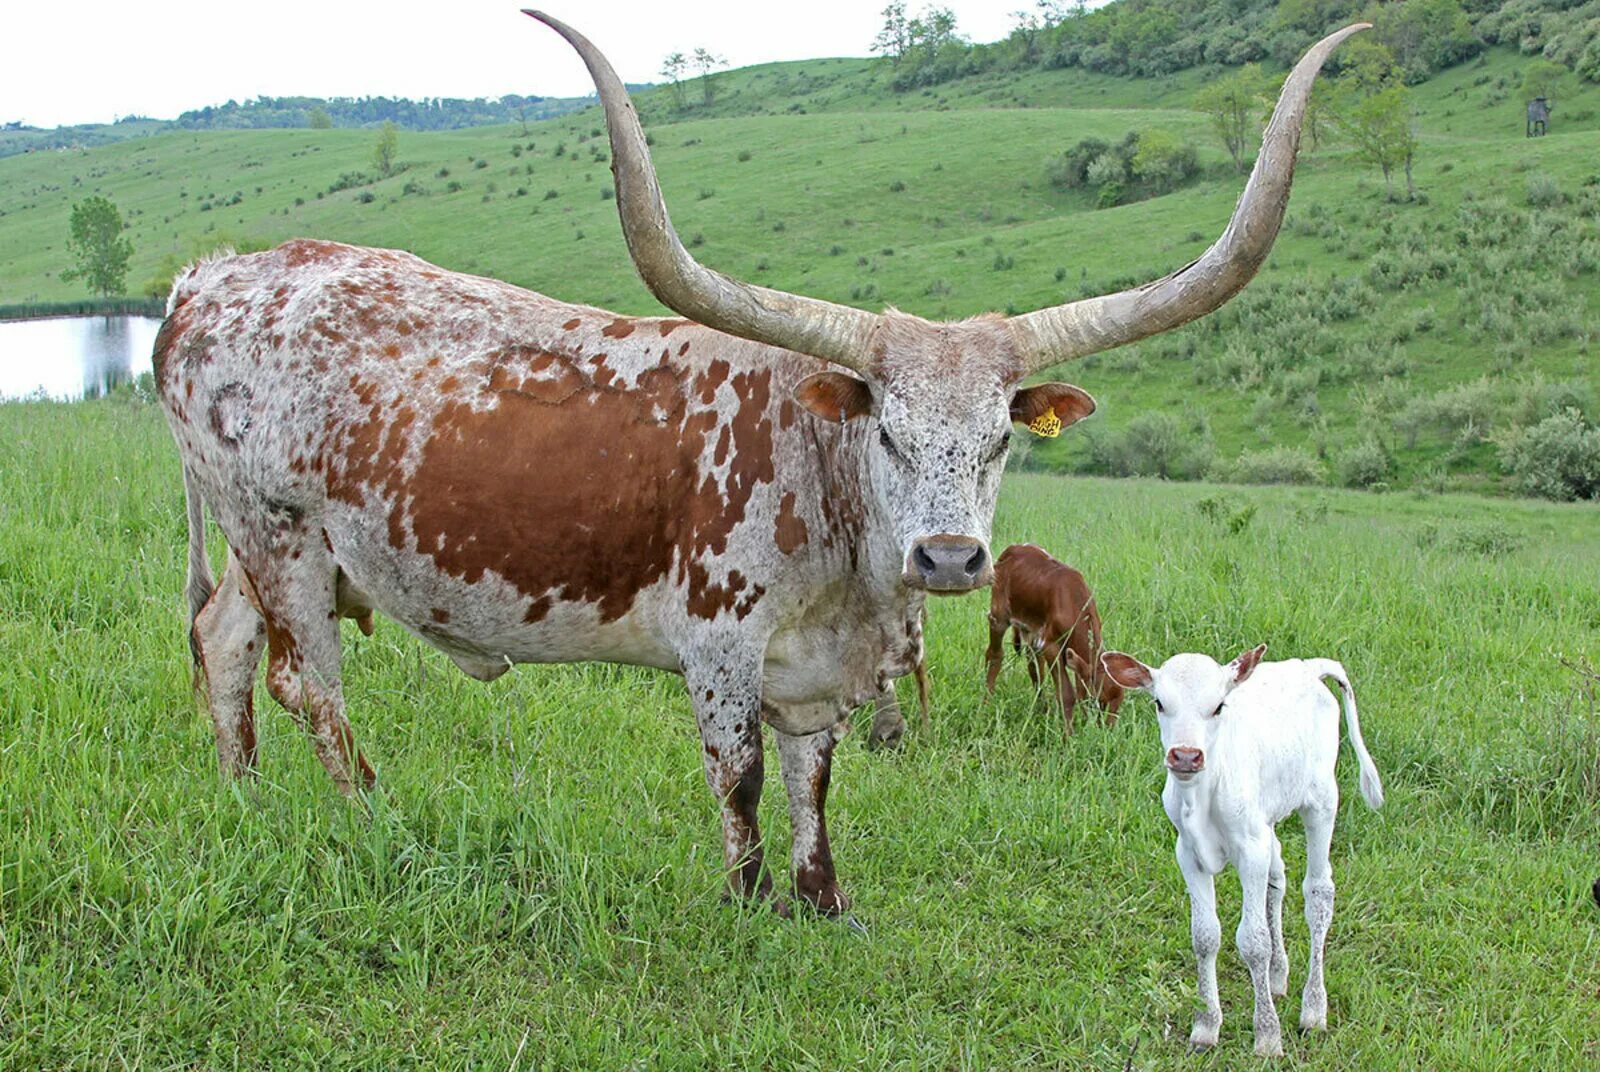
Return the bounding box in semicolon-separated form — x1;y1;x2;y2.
988;430;1012;460
1210;703;1224;718
878;426;904;459
1155;699;1164;715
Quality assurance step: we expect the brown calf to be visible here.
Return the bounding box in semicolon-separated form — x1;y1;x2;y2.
983;543;1123;734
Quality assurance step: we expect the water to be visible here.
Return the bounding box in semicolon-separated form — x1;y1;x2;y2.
0;316;163;401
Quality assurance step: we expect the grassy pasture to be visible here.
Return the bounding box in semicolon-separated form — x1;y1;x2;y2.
1;397;1595;1069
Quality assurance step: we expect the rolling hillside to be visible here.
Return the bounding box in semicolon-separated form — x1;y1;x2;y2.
2;45;1597;494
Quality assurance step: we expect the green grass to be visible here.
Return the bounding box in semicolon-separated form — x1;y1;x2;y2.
1;397;1596;1068
0;44;1598;491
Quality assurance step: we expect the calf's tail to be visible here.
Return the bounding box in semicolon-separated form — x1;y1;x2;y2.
182;465;215;671
1308;659;1383;809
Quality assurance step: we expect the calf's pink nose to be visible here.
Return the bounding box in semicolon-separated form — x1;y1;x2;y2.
1167;747;1205;773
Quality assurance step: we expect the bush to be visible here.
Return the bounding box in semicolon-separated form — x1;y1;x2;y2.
1084;412;1214;480
1213;446;1325;486
1337;437;1394;488
1497;409;1600;500
1131;129;1200;193
1527;173;1563;208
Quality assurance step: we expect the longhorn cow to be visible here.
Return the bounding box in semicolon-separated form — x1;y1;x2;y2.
153;14;1367;917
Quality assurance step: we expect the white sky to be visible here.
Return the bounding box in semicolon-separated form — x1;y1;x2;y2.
4;1;1038;129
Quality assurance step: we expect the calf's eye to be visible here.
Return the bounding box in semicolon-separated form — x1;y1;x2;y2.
1210;703;1224;718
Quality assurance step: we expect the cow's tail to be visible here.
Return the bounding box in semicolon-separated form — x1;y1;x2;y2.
182;465;215;681
1308;659;1383;810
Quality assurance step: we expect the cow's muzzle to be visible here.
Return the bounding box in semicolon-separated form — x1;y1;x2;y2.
1166;747;1205;777
905;535;991;592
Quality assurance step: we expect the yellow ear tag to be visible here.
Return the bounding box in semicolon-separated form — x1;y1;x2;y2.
1028;410;1063;438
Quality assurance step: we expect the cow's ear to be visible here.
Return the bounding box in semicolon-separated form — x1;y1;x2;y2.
1101;651;1153;691
1226;643;1268;686
1011;383;1095;438
794;372;873;423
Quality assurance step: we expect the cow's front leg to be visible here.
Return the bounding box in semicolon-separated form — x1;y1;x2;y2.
775;720;849;915
684;654;776;908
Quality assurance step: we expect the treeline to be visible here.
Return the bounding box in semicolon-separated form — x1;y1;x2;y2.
879;0;1599;89
172;93;615;132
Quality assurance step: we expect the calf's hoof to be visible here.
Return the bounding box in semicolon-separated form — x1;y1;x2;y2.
1254;1034;1285;1058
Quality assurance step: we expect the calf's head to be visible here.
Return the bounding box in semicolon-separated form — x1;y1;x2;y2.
529;12;1367;595
1101;645;1267;781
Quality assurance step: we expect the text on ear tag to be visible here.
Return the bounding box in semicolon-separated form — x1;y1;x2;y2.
1029;410;1062;437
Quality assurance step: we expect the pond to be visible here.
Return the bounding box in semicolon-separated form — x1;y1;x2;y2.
0;315;163;401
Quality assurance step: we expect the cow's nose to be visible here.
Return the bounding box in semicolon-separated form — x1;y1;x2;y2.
908;535;990;592
1167;747;1205;774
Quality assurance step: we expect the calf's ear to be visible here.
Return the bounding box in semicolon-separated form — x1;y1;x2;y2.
1011;383;1095;438
795;372;872;423
1226;643;1268;686
1100;651;1153;690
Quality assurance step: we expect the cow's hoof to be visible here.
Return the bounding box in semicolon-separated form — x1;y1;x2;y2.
866;722;905;751
796;880;851;917
839;914;869;936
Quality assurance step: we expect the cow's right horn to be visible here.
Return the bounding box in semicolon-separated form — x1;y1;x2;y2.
527;11;880;372
1006;23;1370;374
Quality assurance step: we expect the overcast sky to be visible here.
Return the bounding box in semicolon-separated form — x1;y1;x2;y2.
6;1;1042;129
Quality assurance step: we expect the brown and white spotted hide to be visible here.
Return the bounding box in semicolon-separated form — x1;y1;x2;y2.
156;240;1089;916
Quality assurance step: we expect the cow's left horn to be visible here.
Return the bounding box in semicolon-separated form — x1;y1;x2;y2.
526;11;879;372
1006;23;1369;374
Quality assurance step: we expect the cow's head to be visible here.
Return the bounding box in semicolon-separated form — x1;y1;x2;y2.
1100;645;1267;782
528;12;1366;594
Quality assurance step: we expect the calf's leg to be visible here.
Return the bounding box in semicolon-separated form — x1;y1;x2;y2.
1300;804;1338;1031
1177;841;1223;1051
1269;835;1290;997
982;614;1007;697
1236;840;1285;1057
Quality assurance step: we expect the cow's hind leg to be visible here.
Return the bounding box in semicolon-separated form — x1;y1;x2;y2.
242;537;374;795
867;678;906;751
192;551;266;777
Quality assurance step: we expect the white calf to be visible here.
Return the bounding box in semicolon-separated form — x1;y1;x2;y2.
1100;644;1383;1057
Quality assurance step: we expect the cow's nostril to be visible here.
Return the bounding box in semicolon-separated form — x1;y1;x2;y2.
913;546;937;579
964;545;987;576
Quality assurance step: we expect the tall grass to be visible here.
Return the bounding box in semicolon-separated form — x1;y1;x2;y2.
1;399;1596;1068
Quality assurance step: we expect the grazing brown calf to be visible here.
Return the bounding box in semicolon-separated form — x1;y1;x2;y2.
984;544;1123;733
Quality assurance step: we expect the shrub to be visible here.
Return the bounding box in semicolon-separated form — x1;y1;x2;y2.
543;188;560;200
1213;446;1325;486
1085;412;1213;480
737;150;752;162
1131;129;1200;193
888;179;907;193
1497;409;1600;500
1336;437;1394;488
1526;173;1563;208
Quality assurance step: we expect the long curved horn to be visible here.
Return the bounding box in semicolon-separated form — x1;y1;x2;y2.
525;11;879;371
1007;23;1369;375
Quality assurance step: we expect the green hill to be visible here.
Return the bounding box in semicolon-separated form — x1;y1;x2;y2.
2;44;1597;497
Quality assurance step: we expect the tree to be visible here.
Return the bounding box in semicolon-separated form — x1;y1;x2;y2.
62;196;132;298
1521;59;1565;103
692;48;727;106
1192;64;1270;173
872;2;912;63
372;120;399;177
1335;84;1417;199
307;105;333;129
660;52;689;111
